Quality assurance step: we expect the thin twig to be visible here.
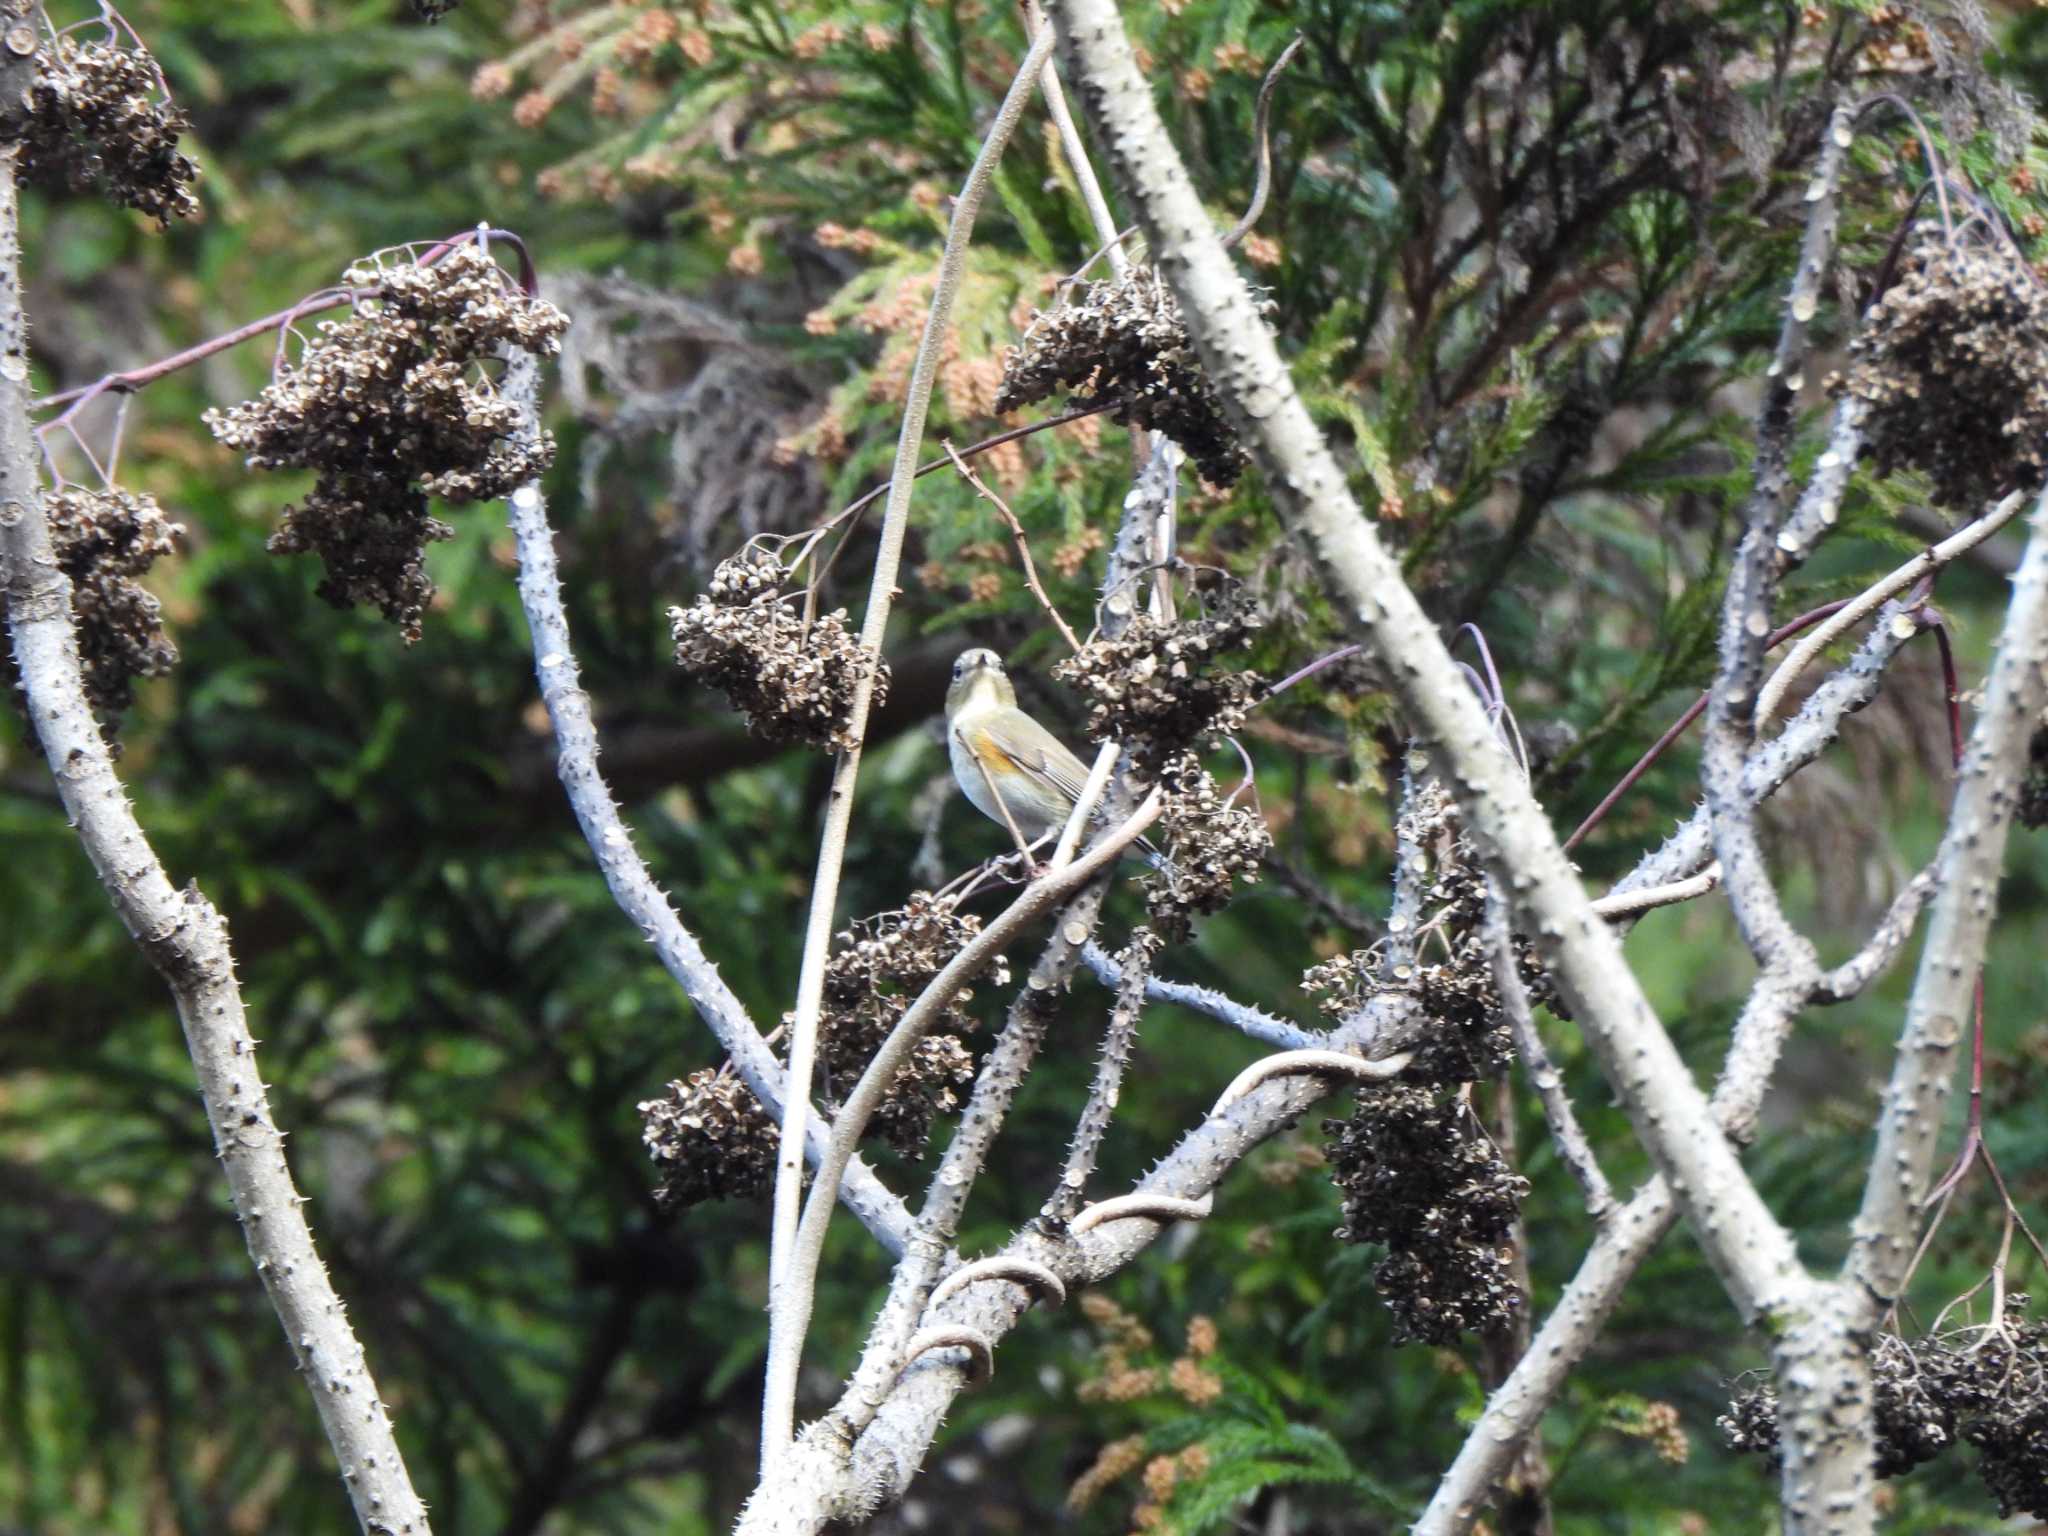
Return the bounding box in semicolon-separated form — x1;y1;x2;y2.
1220;34;1306;251
1754;489;2027;726
943;438;1081;650
1587;865;1720;920
35;225;532;421
1207;1047;1411;1117
1563;601;1848;853
1069;1191;1213;1234
1045;929;1157;1222
827;878;1112;1450
766;776;1156;1467
760;24;1059;1475
1487;897;1613;1221
1022;0;1127;274
794;400;1114;586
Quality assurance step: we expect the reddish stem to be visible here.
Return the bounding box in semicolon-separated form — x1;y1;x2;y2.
1562;598;1852;852
34;226;536;426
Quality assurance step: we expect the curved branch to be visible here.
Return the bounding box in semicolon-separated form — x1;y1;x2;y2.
1207;1047;1411;1117
926;1258;1067;1311
501;371;910;1255
899;1326;994;1385
1755;489;2027;727
1068;1191;1214;1235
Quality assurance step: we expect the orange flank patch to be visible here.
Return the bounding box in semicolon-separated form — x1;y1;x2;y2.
969;729;1019;776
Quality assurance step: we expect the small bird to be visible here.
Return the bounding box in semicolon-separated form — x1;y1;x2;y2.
945;647;1096;854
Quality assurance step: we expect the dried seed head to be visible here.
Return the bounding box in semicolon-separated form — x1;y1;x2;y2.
205;244;568;641
1323;1084;1530;1343
996;265;1256;486
4;487;182;737
16;34;200;222
1053;578;1264;776
1832;232;2048;512
670;549;889;752
1301;780;1518;1082
637;1066;779;1208
1721;1307;2048;1513
815;892;1007;1157
1141;752;1271;942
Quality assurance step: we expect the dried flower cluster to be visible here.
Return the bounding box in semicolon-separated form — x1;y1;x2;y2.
206;245;568;641
816;892;1003;1156
1302;782;1514;1084
16;35;200;222
1053;582;1263;775
637;1066;779;1209
1829;232;2048;512
4;487;182;733
1142;752;1271;941
1722;1310;2048;1516
637;890;999;1199
669;547;888;751
995;265;1252;486
1324;1085;1529;1343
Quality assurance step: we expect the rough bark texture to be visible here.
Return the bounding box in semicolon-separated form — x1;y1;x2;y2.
0;132;430;1536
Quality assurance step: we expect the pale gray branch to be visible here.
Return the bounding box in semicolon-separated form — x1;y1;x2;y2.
1487;898;1613;1221
500;364;910;1255
1051;0;1804;1322
0;146;429;1535
1080;941;1324;1050
762;24;1059;1470
1847;483;2048;1300
1045;930;1156;1222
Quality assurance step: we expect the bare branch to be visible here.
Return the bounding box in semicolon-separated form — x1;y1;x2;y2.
500;366;910;1255
1045;928;1157;1222
1207;1047;1411;1117
1079;941;1325;1050
943;438;1081;651
1487;899;1614;1222
1755;489;2028;727
926;1257;1066;1311
1069;1190;1214;1235
762;23;1058;1471
1612;601;1923;898
1051;0;1805;1321
1588;864;1721;921
1022;0;1126;275
1847;482;2048;1302
0;148;431;1536
765;787;1160;1468
1814;863;1937;1004
898;1326;994;1385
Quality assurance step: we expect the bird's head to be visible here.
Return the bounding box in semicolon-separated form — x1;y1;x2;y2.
946;647;1016;717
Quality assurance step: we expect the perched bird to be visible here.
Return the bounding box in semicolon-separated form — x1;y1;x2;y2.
945;647;1096;853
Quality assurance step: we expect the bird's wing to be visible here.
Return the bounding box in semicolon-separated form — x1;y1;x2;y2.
997;712;1096;806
